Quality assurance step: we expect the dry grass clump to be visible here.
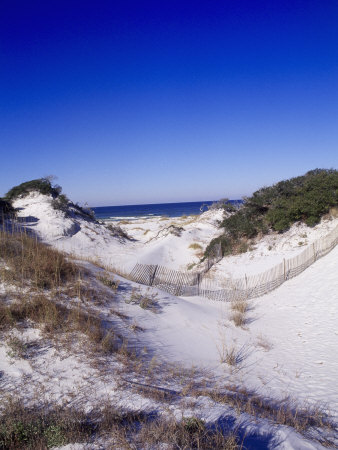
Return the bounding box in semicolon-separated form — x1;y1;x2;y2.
136;415;240;449
231;299;249;314
126;288;159;312
189;242;203;251
217;342;245;367
0;398;241;450
0;292;122;355
0;230;78;289
329;206;338;218
132;383;177;403
65;279;106;305
5;336;28;359
201;388;335;442
96;271;119;291
181;215;199;226
230;299;249;327
105;223;131;240
0;228;124;354
224;347;239;366
230;312;246;327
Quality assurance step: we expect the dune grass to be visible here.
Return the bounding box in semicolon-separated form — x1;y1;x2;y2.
0;229;78;290
0;398;240;449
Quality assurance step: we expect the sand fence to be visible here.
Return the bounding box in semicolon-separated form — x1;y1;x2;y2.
129;225;338;301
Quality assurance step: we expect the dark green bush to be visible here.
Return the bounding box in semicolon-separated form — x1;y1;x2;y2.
264;169;338;231
205;169;338;258
72;203;96;220
4;178;96;221
204;235;234;258
4;178;61;201
52;194;69;212
0;198;15;221
221;210;264;239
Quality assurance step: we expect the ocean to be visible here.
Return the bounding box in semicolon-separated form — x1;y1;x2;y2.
92;200;240;221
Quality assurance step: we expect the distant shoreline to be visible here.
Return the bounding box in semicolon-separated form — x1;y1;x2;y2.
92;200;241;221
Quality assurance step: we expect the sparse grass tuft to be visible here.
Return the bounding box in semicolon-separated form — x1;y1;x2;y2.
256;334;273;352
202;388;335;441
188;242;203;251
218;341;245;366
231;299;249;314
136;415;240;449
97;271;119;291
230;299;249;327
5;336;28;359
125;288;159;312
230;311;246;327
105;223;131;240
224;347;239;366
0;293;120;356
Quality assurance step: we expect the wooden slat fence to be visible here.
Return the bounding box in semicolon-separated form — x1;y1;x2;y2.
129;225;338;301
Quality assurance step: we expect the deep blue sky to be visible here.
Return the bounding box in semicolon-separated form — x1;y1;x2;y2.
1;1;337;206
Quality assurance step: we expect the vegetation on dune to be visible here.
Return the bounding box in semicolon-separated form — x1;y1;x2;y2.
3;177;96;220
205;169;338;258
0;229;124;355
4;177;62;201
0;399;241;450
0;199;15;221
0;230;78;290
207;197;237;212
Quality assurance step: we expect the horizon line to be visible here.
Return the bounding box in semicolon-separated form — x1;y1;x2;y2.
91;198;243;208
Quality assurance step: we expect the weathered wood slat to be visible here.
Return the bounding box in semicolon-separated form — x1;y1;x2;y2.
128;225;338;302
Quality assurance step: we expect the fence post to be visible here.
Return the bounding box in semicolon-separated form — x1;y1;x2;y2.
313;243;316;261
150;265;158;286
283;258;286;280
197;273;201;296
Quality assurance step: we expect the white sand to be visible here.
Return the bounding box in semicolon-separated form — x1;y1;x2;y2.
2;192;337;448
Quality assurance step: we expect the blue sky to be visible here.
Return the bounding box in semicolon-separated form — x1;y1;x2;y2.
1;1;337;206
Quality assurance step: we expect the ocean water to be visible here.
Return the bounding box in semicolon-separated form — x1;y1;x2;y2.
92;200;240;221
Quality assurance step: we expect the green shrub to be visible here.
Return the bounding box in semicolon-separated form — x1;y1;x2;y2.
182;417;205;434
4;178;61;201
204;235;234;258
221;210;262;239
238;240;249;253
4;177;96;221
208;198;237;212
263;169;338;231
0;198;15;221
72;203;96;220
52;194;69;212
205;169;338;258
